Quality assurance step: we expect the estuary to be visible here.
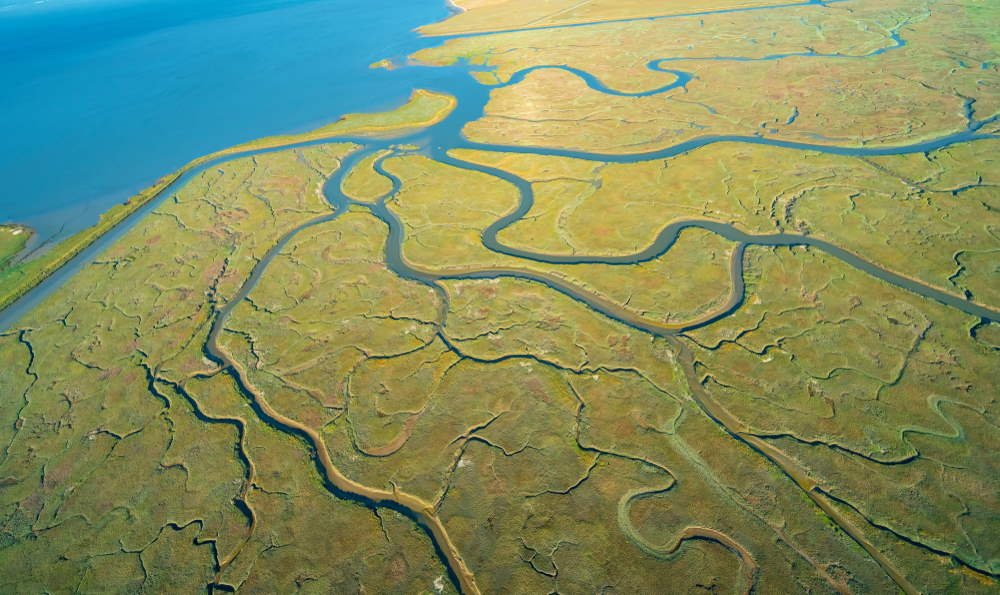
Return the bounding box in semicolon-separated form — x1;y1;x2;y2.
1;0;997;592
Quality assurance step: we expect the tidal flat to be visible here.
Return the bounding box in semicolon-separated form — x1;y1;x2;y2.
0;0;998;592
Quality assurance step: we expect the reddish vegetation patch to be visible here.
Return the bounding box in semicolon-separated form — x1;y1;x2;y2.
486;471;506;497
266;174;306;194
540;314;562;330
607;334;631;357
300;408;325;428
99;366;122;382
221;208;250;224
201;260;227;285
386;553;409;583
524;375;550;403
44;458;74;489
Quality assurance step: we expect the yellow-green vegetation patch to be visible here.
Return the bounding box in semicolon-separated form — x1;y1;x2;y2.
341;150;395;202
822;491;998;593
462;53;966;153
226;90;457;154
383;153;520;269
0;224;31;271
973;320;1000;348
277;89;457;142
867;138;1000;192
567;229;735;323
0;140;457;592
963;0;1000;52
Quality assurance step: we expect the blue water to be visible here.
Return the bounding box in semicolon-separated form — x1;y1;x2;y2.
0;0;453;245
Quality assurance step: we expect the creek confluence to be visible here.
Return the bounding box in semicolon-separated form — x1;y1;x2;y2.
2;35;997;331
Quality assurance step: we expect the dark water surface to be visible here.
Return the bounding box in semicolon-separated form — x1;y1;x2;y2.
0;0;451;244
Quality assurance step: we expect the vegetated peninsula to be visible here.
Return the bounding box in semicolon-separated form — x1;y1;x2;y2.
0;0;998;593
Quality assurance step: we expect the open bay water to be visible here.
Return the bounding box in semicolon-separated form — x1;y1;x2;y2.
0;0;453;247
